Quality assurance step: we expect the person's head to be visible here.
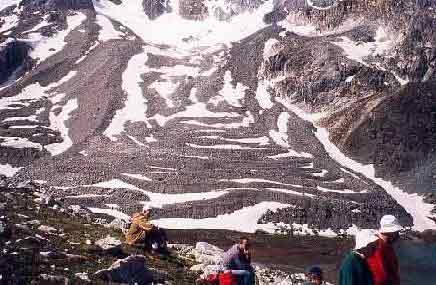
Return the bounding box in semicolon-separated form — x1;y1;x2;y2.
143;205;152;218
355;229;379;258
306;266;323;284
378;215;403;244
239;236;250;251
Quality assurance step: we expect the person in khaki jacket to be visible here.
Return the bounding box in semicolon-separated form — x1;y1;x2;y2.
125;206;168;253
125;208;155;246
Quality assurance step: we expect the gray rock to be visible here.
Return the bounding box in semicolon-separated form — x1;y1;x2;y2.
95;236;122;251
38;274;69;283
93;255;154;285
0;220;9;236
105;218;131;233
37;225;58;234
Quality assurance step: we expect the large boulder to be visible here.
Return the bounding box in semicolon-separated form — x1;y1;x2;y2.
93;255;154;285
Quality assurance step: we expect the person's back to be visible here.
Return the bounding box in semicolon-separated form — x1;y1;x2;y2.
338;229;379;285
339;251;374;285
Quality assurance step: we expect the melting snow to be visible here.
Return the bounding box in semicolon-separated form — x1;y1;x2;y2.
268;112;313;158
96;14;124;42
152;202;291;233
278;97;436;231
267;188;315;198
313;169;328;177
332;27;394;67
255;81;274;109
218;71;249;107
27;12;87;63
122;173;152;181
0;163;22;177
86;179;227;208
104;51;149;140
94;0;273;49
187;143;266;150
45;99;78;156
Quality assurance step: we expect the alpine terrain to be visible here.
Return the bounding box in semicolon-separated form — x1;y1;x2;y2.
0;0;435;282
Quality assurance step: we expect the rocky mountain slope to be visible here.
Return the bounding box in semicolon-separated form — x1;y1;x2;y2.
0;0;434;239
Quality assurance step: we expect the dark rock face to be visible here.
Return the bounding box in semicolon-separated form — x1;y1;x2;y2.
396;12;436;82
259;191;414;232
178;0;208;21
19;0;94;11
0;39;32;85
324;83;434;177
143;0;170;20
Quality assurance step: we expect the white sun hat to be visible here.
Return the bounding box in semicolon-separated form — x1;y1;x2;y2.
143;204;152;212
355;229;379;250
379;215;403;233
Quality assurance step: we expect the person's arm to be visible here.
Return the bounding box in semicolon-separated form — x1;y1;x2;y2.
136;216;154;231
222;246;237;269
383;245;400;285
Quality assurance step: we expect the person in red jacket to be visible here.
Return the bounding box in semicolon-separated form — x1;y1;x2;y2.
367;215;403;285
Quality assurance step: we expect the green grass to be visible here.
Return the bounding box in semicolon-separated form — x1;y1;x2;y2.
0;188;198;284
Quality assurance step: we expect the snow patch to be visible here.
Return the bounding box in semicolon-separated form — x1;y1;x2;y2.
104;51;149;140
0;163;22;177
86;179;228;208
152;202;291;233
278;97;436;231
45;98;78;156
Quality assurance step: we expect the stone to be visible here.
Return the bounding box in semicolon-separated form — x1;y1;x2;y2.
38;274;69;283
93;255;154;285
37;225;58;234
25;220;41;226
0;220;10;237
75;272;90;281
105;218;131;233
95;236;122;251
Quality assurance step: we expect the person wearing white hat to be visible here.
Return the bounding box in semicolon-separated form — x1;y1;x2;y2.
339;229;379;285
367;215;404;285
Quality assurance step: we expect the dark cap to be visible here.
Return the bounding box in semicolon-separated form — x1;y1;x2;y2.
307;266;323;278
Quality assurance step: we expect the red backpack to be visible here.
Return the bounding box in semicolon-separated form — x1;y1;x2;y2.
219;272;238;285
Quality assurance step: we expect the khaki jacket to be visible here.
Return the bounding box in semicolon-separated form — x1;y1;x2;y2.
125;213;154;245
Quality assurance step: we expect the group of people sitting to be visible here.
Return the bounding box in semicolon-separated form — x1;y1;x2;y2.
124;206;404;285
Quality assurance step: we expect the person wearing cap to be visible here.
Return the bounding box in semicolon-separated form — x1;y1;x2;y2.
304;266;323;285
339;229;379;285
125;206;168;253
367;215;403;285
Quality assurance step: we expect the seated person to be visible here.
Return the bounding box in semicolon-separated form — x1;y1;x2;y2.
222;237;255;285
125;206;168;253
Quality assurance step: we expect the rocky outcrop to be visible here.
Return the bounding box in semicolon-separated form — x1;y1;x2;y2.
94;255;154;284
178;0;208;20
19;0;95;11
0;39;32;85
143;0;170;20
322;83;434;178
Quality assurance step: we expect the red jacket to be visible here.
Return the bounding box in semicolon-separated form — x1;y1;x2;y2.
367;238;400;285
